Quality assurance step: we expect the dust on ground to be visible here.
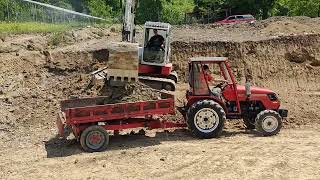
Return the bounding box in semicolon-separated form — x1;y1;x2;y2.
1;16;320;179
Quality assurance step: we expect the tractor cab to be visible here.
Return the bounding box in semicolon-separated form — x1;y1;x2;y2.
188;57;235;97
140;21;171;66
187;57;239;110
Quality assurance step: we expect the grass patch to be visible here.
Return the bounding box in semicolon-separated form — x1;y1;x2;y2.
0;22;83;34
48;32;71;47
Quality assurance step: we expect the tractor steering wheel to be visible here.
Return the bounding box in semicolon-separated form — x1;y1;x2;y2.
214;81;228;90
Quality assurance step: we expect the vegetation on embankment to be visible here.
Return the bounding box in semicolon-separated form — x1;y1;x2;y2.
0;22;82;34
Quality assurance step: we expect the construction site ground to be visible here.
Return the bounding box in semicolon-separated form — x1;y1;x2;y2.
1;16;320;179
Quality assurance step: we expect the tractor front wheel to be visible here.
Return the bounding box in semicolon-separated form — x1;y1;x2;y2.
80;125;109;152
255;110;282;136
187;100;226;138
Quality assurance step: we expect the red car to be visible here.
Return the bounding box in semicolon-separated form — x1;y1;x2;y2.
215;14;256;24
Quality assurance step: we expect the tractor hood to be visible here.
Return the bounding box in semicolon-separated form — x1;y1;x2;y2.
237;85;275;95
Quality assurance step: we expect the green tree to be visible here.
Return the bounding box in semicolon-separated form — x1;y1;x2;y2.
136;0;162;23
85;0;112;18
0;0;24;21
272;0;290;16
288;0;319;17
107;0;121;17
228;0;276;19
273;0;320;17
161;0;194;24
70;0;86;12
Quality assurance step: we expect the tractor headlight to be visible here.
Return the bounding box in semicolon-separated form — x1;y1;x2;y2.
267;93;278;101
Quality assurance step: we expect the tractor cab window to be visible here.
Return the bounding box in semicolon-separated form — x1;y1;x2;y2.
191;63;208;95
191;62;231;96
143;28;166;64
220;63;232;83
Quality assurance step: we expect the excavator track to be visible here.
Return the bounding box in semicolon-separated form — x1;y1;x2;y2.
138;76;176;91
88;68;176;91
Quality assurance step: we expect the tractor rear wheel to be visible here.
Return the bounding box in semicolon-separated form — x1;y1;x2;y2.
187;100;226;138
243;117;256;130
255;110;282;136
80;125;109;152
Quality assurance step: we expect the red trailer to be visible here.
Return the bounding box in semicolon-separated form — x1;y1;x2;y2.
56;92;186;152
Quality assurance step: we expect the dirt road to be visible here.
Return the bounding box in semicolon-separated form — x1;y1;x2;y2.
1;126;320;179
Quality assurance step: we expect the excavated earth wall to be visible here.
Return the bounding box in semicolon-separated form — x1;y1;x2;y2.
171;34;320;90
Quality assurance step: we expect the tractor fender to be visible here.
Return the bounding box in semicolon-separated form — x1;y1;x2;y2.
186;96;228;113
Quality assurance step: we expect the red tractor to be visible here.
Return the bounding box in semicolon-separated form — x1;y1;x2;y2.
183;57;288;137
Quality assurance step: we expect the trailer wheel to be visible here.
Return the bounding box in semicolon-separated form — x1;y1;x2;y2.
255;110;282;136
187;100;225;138
80;125;109;152
243;117;255;130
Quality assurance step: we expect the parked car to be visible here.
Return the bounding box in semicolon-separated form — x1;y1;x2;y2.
215;14;256;24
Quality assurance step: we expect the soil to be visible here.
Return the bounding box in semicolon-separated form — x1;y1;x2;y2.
98;82;163;104
173;16;320;42
1;17;320;179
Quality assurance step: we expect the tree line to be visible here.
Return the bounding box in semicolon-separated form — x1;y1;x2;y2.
0;0;319;24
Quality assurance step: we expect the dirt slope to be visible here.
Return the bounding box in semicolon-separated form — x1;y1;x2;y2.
173;16;320;42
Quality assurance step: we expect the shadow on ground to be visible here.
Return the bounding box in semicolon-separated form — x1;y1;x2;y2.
45;128;258;158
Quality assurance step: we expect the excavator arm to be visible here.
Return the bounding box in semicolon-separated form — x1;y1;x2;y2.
122;0;137;42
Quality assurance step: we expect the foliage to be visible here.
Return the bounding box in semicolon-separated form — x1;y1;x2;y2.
48;31;73;46
161;0;194;24
0;22;77;34
272;0;319;17
86;0;112;18
136;0;162;23
287;0;319;17
0;0;318;25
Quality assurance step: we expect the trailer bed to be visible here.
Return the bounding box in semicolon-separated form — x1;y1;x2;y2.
60;92;174;124
57;92;186;138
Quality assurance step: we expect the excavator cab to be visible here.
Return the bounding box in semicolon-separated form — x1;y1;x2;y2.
141;21;171;66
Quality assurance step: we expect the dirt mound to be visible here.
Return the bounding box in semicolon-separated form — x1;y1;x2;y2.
261;20;315;35
97;82;162;104
173;16;320;42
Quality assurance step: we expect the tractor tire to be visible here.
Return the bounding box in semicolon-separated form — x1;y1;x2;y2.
255;110;282;136
186;100;226;138
243;117;256;130
80;125;109;152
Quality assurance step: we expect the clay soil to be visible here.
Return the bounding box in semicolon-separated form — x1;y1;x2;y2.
1;17;320;179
